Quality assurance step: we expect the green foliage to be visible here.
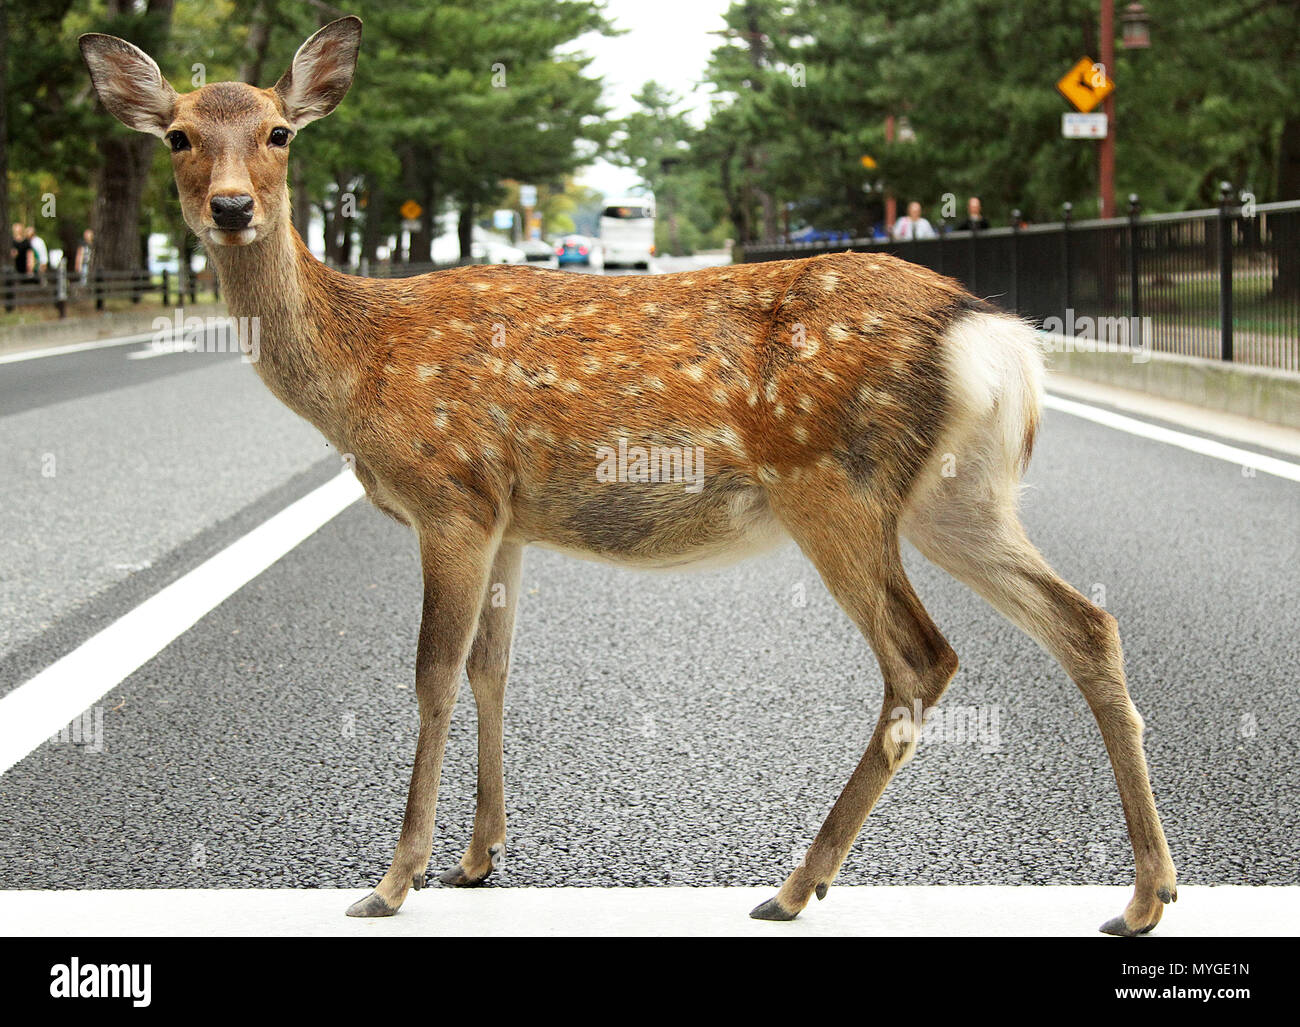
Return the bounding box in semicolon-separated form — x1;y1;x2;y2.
8;0;614;262
695;0;1300;239
611;82;730;254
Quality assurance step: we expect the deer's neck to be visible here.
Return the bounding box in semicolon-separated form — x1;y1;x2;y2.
206;218;380;436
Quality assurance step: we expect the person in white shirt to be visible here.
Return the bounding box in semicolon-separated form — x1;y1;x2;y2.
26;226;49;280
892;201;936;241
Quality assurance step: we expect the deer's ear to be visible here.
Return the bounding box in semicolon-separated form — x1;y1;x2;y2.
274;16;362;130
79;33;177;137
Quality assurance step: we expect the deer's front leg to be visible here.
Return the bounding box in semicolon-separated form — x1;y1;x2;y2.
440;541;522;887
346;529;495;918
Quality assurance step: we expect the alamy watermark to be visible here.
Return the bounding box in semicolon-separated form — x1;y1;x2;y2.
889;699;1002;753
596;437;706;493
150;310;260;362
1040;309;1152;363
49;707;104;753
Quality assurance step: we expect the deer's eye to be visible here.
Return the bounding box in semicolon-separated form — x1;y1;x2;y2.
268;127;291;147
166;130;190;153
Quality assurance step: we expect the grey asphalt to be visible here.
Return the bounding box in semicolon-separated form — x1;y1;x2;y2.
0;261;1296;899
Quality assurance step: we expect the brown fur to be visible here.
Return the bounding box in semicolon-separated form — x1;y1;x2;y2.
80;17;1176;934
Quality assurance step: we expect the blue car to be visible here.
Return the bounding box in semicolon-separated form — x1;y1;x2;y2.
556;235;594;266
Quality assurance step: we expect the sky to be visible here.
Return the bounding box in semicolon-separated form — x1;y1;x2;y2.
573;0;734;199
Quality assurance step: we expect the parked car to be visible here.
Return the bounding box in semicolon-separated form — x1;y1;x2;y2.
430;225;525;265
519;238;556;263
556;235;596;267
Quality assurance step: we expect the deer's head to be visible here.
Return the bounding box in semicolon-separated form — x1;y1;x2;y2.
80;17;361;249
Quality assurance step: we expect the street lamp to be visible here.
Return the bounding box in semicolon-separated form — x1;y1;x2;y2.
1121;3;1150;50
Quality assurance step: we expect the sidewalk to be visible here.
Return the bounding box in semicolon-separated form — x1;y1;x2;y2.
0;301;227;358
0;885;1292;936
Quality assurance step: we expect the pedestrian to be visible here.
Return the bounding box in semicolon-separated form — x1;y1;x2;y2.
892;201;936;241
26;226;48;283
955;196;990;232
75;228;94;283
12;222;33;280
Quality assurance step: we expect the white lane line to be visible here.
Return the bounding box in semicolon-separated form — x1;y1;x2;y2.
0;471;364;776
1044;393;1300;482
126;343;199;360
0;330;166;364
0;885;1294;937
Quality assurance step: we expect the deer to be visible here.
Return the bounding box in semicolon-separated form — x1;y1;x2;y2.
80;16;1177;936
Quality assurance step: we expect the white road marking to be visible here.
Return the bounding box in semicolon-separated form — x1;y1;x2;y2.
0;885;1293;937
0;330;166;364
126;342;198;360
1044;393;1300;482
0;471;364;776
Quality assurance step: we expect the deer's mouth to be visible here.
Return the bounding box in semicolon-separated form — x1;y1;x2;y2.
208;227;258;247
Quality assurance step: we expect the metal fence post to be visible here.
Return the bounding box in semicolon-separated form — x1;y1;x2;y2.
55;260;68;318
1010;209;1021;314
1218;181;1235;362
1128;194;1141;350
94;268;104;311
162;268;170;307
1061;202;1073;317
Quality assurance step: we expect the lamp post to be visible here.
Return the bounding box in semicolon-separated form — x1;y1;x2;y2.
1100;2;1152;219
1099;0;1116;218
1122;3;1151;50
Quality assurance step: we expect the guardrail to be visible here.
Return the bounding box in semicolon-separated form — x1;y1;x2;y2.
741;188;1300;372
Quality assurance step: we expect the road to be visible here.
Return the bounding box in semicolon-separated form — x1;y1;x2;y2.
0;254;1296;914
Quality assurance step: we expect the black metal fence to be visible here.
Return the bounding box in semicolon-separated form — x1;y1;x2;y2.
742;188;1300;373
2;262;221;316
2;254;491;318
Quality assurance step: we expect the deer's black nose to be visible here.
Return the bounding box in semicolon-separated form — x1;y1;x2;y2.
210;194;254;230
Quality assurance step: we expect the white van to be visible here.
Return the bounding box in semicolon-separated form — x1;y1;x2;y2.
599;197;656;269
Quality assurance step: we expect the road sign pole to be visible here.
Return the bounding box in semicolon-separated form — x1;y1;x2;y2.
1100;0;1116;218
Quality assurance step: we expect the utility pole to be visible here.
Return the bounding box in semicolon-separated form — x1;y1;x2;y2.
1099;0;1116;218
884;114;896;231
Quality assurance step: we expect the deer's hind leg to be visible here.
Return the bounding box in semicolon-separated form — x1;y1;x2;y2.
751;467;959;921
900;434;1176;936
439;541;522;887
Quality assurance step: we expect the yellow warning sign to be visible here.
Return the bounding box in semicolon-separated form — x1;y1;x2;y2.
1056;57;1115;114
399;199;423;221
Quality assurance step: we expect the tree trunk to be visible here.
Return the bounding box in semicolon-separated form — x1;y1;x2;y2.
291;161;311;241
361;184;383;265
89;0;174;273
91;134;157;271
458;200;475;261
0;0;9;262
240;1;274;85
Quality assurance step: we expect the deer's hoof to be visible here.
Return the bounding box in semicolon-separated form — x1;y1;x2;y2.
438;862;492;887
1099;914;1157;937
439;843;503;887
345;891;399;918
749;895;799;922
